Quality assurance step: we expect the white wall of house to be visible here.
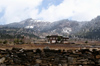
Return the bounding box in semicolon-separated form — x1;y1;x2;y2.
52;40;56;43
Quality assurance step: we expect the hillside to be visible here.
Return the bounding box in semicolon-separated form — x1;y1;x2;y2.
0;27;39;39
3;18;85;35
75;16;100;40
4;18;51;32
1;16;100;40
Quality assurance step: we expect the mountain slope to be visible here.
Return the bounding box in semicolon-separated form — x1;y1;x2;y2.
43;19;83;34
2;16;100;39
4;18;84;35
75;16;100;39
0;27;39;39
5;18;51;31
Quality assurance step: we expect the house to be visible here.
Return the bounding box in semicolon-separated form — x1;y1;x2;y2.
46;35;69;44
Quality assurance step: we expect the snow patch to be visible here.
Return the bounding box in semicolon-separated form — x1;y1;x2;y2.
62;27;72;34
34;20;47;22
25;26;34;28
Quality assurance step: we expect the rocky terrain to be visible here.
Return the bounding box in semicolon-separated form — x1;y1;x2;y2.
0;47;100;66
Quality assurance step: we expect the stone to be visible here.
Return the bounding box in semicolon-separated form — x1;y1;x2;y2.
0;57;6;64
34;63;39;66
96;55;100;59
0;64;6;66
0;48;98;65
61;59;67;63
68;57;73;63
62;63;68;66
13;58;21;64
58;64;62;66
36;59;42;64
79;65;82;66
44;46;50;49
54;57;59;63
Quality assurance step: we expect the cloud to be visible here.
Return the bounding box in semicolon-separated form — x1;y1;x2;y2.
0;0;42;24
39;0;100;22
0;0;100;24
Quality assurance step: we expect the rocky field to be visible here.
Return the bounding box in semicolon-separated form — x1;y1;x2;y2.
0;47;100;66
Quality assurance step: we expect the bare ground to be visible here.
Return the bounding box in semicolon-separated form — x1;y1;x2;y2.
0;43;100;50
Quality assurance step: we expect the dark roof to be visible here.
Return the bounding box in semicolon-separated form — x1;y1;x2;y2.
46;35;63;37
46;35;69;39
63;37;69;39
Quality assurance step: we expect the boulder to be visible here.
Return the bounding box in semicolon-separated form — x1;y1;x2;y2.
36;59;42;64
0;57;6;64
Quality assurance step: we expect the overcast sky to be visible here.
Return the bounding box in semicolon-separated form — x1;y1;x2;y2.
0;0;100;24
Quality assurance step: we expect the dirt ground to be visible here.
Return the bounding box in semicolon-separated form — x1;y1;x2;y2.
0;43;100;51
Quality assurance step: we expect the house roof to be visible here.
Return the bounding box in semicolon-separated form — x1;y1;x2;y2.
46;35;69;39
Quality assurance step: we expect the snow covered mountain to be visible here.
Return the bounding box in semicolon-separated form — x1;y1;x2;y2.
3;18;87;35
5;18;51;31
2;16;100;39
